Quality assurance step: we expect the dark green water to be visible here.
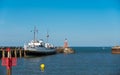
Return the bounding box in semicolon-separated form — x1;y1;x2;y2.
1;47;120;75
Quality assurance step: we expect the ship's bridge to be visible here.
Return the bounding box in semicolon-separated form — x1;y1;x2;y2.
28;40;45;47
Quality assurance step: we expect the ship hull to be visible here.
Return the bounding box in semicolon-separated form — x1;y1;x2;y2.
24;47;56;56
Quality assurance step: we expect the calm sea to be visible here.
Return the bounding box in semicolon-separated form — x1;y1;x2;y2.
1;47;120;75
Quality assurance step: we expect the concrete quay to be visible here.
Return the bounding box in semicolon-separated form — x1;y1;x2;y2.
112;46;120;54
56;47;75;54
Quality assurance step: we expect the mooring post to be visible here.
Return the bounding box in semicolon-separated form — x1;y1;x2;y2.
2;49;5;58
24;50;26;57
7;48;11;75
7;69;11;75
20;49;22;58
14;49;17;57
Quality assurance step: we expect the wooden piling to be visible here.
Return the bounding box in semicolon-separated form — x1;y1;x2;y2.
14;49;17;58
7;69;11;75
24;50;26;57
20;49;22;58
2;50;5;58
0;47;25;58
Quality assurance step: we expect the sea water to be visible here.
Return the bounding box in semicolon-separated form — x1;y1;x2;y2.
0;47;120;75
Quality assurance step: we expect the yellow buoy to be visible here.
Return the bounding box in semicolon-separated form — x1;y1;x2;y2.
40;64;45;72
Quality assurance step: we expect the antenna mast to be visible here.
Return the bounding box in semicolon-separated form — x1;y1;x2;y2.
46;30;49;43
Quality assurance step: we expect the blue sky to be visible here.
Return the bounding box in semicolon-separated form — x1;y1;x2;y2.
0;0;120;46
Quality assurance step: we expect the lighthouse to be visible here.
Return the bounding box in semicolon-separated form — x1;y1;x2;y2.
64;38;68;48
56;38;75;54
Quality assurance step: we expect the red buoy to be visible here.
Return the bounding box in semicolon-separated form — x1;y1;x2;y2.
1;48;17;75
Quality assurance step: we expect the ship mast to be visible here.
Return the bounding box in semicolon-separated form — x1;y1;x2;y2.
33;26;38;43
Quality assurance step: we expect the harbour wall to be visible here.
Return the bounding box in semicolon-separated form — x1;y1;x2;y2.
0;46;75;58
112;46;120;54
112;49;120;54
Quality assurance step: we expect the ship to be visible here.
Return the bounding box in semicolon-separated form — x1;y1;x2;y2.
24;26;56;56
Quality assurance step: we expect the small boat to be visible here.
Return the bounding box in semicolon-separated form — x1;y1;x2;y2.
24;26;56;56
